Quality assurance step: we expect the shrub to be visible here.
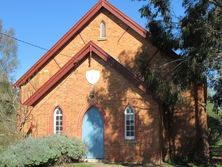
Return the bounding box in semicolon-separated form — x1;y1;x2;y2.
0;135;86;167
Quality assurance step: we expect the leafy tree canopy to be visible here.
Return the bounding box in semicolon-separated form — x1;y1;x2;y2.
137;0;222;110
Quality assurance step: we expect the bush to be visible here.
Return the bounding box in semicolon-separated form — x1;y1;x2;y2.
0;135;86;167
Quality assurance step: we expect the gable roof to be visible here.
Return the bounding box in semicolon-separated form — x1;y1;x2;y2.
23;41;145;106
15;0;149;87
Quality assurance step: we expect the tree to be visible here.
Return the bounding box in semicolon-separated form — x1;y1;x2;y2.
0;21;17;80
0;20;19;151
136;0;221;163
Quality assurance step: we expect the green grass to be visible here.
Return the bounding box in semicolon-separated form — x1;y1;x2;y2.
69;164;92;167
57;162;222;167
58;163;92;167
59;163;125;167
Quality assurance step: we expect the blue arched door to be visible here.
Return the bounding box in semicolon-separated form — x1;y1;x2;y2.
82;107;104;159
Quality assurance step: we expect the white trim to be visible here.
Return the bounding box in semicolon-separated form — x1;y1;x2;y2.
54;107;63;134
124;105;135;140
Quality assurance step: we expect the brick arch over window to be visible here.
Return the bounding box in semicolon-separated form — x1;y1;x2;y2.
76;104;107;138
48;105;67;135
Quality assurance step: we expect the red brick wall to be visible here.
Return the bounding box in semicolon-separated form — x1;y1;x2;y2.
24;56;162;164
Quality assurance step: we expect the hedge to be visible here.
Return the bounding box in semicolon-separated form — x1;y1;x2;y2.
0;135;86;167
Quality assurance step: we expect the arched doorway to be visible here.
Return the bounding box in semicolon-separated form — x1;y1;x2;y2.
82;106;104;159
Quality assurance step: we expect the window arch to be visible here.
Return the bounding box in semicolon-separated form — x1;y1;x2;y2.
54;107;63;134
99;21;106;39
124;105;135;140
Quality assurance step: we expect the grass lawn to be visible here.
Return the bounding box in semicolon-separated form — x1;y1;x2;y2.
68;164;92;167
58;162;124;167
55;162;222;167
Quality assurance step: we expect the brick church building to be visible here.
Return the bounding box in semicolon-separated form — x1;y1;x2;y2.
15;0;208;164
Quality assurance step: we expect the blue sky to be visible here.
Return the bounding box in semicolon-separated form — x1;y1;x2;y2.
0;0;184;81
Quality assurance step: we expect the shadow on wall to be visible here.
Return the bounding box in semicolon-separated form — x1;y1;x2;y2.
84;53;161;164
132;41;205;162
83;36;204;164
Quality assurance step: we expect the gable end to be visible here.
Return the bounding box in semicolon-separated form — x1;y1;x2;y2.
23;41;145;106
15;0;149;88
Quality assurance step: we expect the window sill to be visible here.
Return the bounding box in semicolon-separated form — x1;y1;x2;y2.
124;139;136;144
98;37;107;41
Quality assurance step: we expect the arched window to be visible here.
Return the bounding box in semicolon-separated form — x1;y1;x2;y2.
100;21;106;39
54;107;63;134
124;105;135;140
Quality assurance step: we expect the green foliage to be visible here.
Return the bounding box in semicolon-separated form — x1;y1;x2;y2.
0;80;19;153
148;21;180;52
137;0;221;163
212;78;222;112
0;125;21;153
0;82;18;152
138;0;222;106
137;54;180;110
138;0;171;23
0;20;18;118
0;135;86;167
207;102;222;146
0;20;17;80
0;20;19;153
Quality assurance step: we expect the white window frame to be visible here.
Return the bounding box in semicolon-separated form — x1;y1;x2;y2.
99;21;106;39
54;107;63;135
124;105;135;140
